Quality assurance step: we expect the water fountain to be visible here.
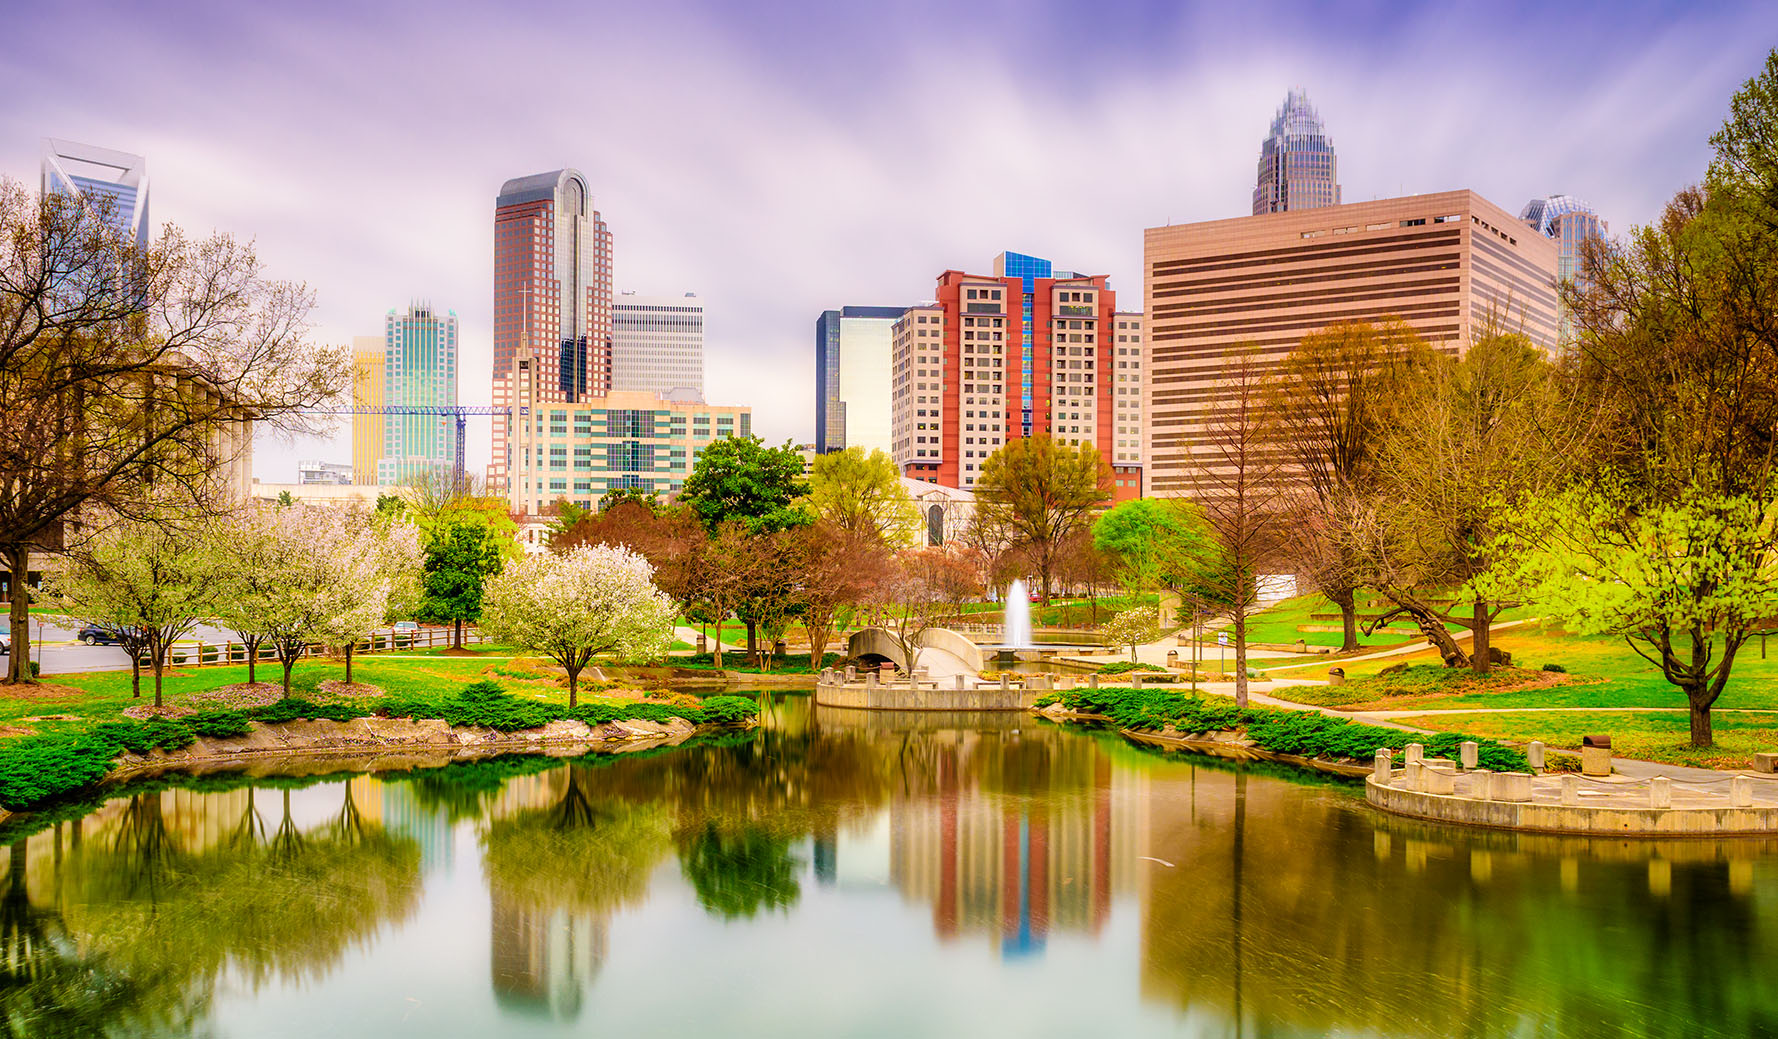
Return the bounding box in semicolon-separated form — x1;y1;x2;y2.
995;579;1034;664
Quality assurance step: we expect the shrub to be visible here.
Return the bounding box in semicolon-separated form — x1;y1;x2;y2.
1542;663;1567;673
1098;661;1165;675
697;696;759;725
0;735;117;810
250;699;369;724
186;711;253;740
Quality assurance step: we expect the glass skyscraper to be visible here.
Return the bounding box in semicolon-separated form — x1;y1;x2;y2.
1520;194;1608;345
992;251;1052;438
41;138;150;246
377;303;460;485
612;293;704;396
1252;89;1341;215
815;305;904;455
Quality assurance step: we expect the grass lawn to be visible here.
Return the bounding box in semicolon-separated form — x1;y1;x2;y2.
1242;592;1423;649
0;648;674;746
1386;710;1778;771
672;652;838;674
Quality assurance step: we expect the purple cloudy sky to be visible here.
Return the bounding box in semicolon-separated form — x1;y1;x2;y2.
4;0;1774;482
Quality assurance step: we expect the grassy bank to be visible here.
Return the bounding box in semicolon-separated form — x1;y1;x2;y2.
0;656;762;811
1035;686;1528;772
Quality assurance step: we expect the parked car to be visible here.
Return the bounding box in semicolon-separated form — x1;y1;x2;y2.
392;620;420;647
78;625;125;646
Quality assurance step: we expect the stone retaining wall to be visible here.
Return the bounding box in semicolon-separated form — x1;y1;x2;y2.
1365;773;1778;837
813;683;1034;712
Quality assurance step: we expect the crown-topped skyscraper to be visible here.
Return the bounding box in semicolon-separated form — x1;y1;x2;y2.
1252;88;1341;215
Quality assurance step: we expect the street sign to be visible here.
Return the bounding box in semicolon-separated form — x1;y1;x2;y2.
1217;632;1228;646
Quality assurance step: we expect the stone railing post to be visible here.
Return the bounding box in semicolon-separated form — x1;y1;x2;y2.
1560;774;1580;806
1527;741;1546;772
1733;775;1754;808
1373;748;1393;784
1404;743;1424;765
1649;776;1671;809
1460;741;1479;770
1089;674;1100;690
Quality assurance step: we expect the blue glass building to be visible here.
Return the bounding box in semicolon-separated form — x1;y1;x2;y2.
992;251;1052;437
41;137;150;247
1520;194;1608;345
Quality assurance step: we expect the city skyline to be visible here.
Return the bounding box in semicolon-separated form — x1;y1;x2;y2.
3;1;1769;482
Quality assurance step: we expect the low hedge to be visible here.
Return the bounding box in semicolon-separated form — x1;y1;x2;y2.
1036;686;1528;772
1097;661;1166;675
0;681;760;811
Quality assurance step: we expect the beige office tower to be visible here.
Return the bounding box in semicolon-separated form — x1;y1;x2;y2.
1142;189;1558;495
1111;311;1145;494
351;336;385;485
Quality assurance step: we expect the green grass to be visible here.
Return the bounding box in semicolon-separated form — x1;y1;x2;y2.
672;653;838;675
1240;591;1435;649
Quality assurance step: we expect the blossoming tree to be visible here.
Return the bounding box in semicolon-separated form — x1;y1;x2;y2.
478;544;675;707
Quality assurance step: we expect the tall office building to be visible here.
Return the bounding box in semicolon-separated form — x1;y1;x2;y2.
1520;194;1608;344
1144;190;1559;496
815;305;904;455
41;138;150;245
1252;89;1340;215
612;293;704;396
490;169;613;490
378;303;460;485
1111;312;1146;491
890;255;1140;499
350;336;385;485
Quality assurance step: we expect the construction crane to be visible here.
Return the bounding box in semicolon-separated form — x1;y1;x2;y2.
329;405;511;482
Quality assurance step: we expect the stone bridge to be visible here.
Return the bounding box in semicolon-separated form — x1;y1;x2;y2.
845;627;984;679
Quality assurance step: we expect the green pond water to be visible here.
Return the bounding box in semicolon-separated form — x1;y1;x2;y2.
3;694;1775;1037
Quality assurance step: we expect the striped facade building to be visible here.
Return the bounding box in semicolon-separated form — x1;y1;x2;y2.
1142;190;1559;496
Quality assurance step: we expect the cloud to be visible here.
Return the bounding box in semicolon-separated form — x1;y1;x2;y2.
2;0;1772;483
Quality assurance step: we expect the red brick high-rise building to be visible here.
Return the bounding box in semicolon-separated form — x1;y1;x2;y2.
489;169;612;491
892;254;1140;501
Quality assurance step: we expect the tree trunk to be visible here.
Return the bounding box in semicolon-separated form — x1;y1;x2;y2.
1690;696;1713;748
1471;599;1491;675
246;639;257;685
152;652;164;709
5;548;29;684
1233;607;1249;709
454;618;463;649
130;656;142;698
344;643;354;685
1331;588;1359;653
1129;643;1137;663
566;664;581;709
745;619;758;666
280;651;296;699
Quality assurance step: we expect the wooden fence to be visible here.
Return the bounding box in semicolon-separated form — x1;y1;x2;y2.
148;626;488;668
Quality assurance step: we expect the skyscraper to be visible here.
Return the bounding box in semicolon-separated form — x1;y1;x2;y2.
1252;88;1340;215
890;256;1140;499
351;336;385;485
1520;194;1608;345
490;169;613;490
41;137;150;245
377;303;459;485
815;305;904;455
612;293;704;396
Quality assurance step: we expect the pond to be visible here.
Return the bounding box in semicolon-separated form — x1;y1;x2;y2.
3;694;1774;1037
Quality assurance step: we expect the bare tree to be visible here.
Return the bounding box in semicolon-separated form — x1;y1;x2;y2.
1268;320;1433;650
0;182;348;683
1188;348;1288;707
971;435;1110;604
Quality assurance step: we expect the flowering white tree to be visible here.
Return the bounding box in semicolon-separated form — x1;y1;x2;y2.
211;504;419;698
48;516;220;706
1102;606;1163;663
317;514;424;686
478;544;675;707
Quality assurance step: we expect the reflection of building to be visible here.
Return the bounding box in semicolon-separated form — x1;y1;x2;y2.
891;253;1140;499
613;293;704;396
886;730;1141;958
1143;191;1559;496
1252;88;1341;215
381;782;456;874
42;137;150;245
816;306;904;455
489;900;608;1021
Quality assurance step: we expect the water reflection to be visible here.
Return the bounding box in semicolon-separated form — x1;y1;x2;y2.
0;698;1775;1036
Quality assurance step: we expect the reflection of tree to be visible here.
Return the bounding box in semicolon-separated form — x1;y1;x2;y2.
59;784;422;1007
675;822;800;919
480;766;672;916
